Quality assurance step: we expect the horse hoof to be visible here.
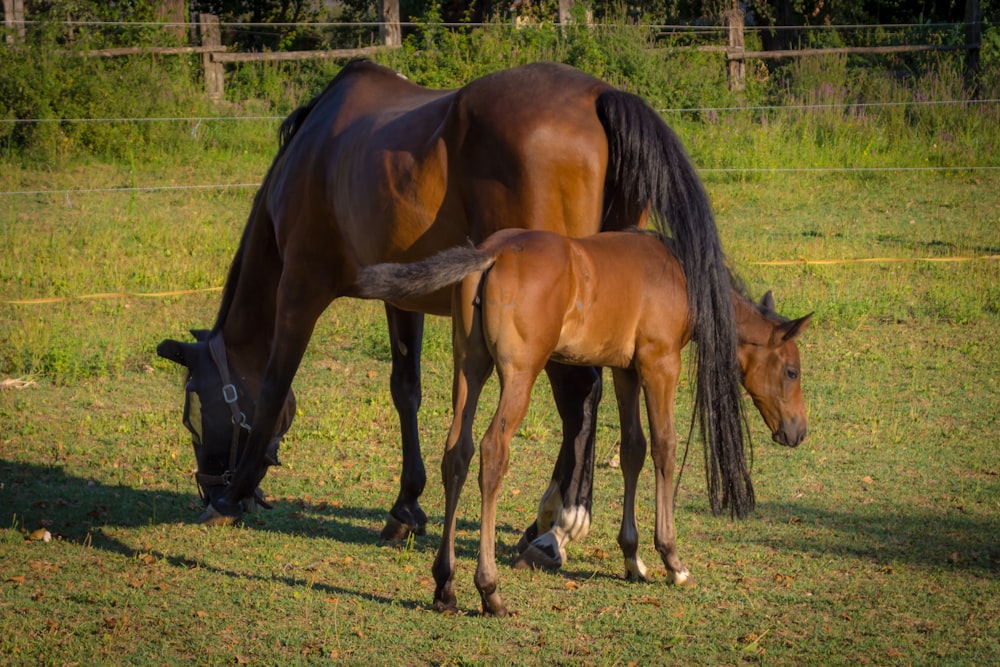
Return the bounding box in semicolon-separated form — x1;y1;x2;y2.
198;503;241;527
624;556;650;582
515;522;539;555
381;515;411;542
432;597;459;614
512;542;563;571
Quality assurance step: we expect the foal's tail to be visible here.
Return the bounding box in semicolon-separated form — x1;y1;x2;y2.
596;90;754;518
354;245;496;301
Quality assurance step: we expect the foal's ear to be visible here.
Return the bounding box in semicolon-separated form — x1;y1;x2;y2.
759;290;776;315
157;339;193;367
774;313;813;343
190;329;210;342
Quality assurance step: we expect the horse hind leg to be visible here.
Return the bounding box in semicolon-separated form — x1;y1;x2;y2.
476;368;541;617
514;363;601;571
612;368;650;581
381;305;428;541
432;278;493;613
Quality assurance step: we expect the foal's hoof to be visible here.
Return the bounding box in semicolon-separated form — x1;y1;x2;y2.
198;503;241;527
481;595;509;618
667;568;694;587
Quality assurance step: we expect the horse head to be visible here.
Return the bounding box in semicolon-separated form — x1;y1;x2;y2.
735;291;812;448
157;330;296;522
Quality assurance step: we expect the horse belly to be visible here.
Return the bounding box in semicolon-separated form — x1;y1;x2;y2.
553;300;637;369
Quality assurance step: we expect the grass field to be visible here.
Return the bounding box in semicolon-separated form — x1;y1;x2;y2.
1;152;998;663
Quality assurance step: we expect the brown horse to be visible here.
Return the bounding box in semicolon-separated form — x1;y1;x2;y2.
155;60;743;563
357;228;811;616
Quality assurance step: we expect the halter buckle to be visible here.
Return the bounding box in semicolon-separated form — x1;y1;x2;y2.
222;383;239;404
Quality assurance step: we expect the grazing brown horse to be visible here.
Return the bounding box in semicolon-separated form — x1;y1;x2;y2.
155;60;743;563
357;228;811;616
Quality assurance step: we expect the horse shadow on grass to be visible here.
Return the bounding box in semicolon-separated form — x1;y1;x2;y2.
6;459;995;614
0;458;543;613
2;459;515;589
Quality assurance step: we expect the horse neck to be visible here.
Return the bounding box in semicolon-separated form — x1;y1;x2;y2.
214;203;282;384
731;291;772;348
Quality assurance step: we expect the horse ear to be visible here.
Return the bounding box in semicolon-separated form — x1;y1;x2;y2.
759;290;776;315
774;313;813;343
190;329;210;342
157;339;192;367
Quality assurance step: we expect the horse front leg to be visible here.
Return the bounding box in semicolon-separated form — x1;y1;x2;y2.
382;305;428;540
209;278;332;524
514;363;601;571
642;357;691;585
611;368;650;581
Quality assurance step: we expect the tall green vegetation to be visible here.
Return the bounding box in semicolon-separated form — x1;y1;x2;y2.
1;12;996;165
1;14;998;382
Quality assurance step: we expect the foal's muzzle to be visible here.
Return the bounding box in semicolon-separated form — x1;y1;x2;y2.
773;418;807;448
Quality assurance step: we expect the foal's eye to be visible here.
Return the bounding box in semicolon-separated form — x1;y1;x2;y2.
784;367;800;381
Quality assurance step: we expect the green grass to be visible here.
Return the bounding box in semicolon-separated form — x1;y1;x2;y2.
1;157;998;664
2;20;998;664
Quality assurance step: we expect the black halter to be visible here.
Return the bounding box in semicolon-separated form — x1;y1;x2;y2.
189;333;252;497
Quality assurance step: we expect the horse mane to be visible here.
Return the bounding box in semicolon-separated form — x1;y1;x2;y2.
596;89;755;518
211;61;375;334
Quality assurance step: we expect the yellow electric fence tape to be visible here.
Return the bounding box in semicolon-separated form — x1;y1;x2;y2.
3;287;222;306
2;255;998;305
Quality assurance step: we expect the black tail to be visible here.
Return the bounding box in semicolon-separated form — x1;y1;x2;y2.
355;245;496;301
596;90;754;518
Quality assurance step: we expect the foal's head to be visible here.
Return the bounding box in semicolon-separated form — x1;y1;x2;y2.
735;291;812;447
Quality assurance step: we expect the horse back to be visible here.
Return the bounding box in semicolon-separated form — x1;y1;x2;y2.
260;61;624;315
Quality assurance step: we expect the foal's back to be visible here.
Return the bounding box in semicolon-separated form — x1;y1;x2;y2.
473;230;691;371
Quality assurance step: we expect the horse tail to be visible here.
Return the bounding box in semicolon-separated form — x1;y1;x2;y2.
596;90;754;519
355;245;496;301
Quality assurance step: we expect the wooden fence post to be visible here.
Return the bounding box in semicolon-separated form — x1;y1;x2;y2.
155;0;188;42
197;13;224;102
379;0;400;47
964;0;982;92
725;3;745;92
3;0;25;43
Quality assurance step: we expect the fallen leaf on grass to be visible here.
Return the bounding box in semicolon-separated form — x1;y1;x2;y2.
8;576;26;584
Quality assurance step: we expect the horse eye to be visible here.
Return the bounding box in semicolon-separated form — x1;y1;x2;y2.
785;367;800;381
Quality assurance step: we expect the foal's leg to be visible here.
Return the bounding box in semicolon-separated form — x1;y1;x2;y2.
477;369;539;617
611;368;650;581
641;355;691;585
382;305;428;540
514;363;602;570
432;292;493;613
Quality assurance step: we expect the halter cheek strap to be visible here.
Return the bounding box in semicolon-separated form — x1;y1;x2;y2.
193;334;251;492
193;333;278;511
